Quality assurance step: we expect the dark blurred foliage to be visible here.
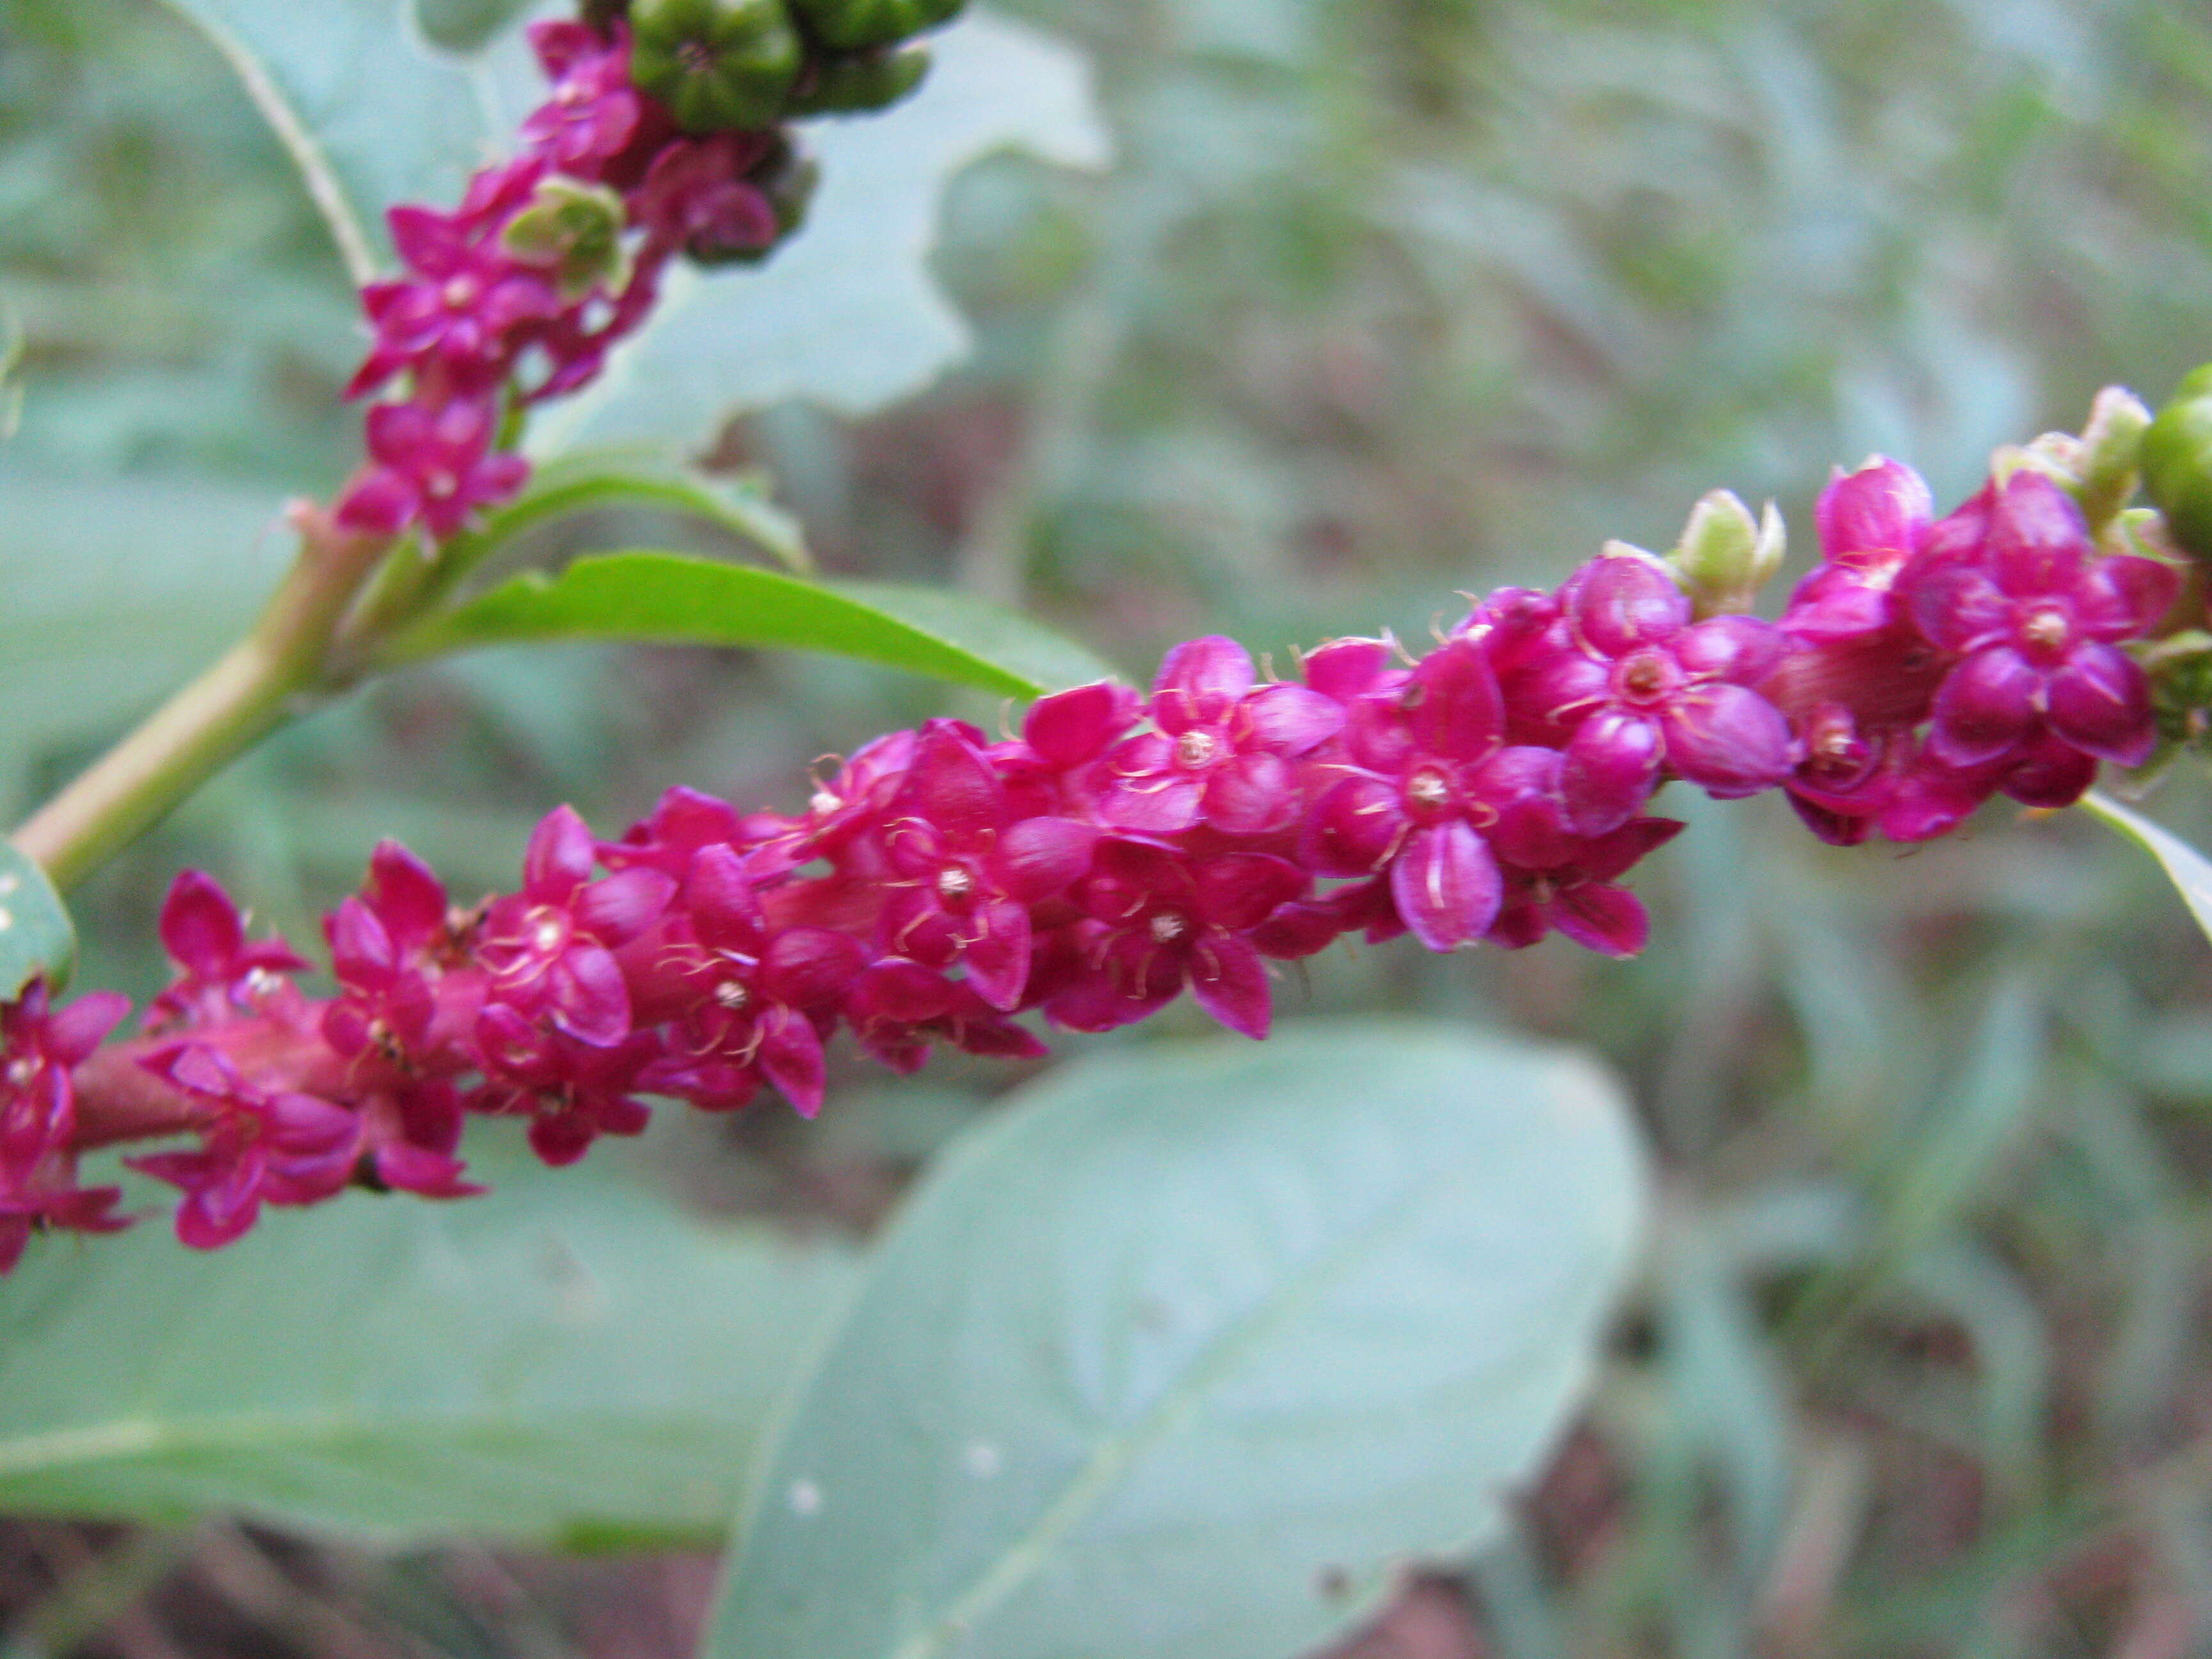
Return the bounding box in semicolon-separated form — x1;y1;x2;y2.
10;0;2212;1654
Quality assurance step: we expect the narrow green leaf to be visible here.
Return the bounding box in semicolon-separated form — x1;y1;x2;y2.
441;459;815;584
2080;789;2212;947
381;552;1120;698
0;841;74;999
707;1021;1646;1659
0;1152;862;1546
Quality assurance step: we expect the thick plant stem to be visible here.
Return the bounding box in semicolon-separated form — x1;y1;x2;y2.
10;505;396;892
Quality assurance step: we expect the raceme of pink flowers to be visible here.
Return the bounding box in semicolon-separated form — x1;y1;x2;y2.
0;454;2183;1267
334;19;788;542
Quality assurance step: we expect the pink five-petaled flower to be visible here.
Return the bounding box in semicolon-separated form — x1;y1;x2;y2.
1908;471;2179;770
1519;552;1794;836
846;958;1049;1076
631;844;866;1118
1303;636;1570;953
127;1045;361;1249
335;396;533;541
1783;457;1936;643
476;806;676;1046
346;202;563;399
1488;819;1685;958
148;869;310;1028
878;722;1098;1010
631;136;781;263
0;982;130;1185
1046;839;1305;1039
470;1011;655;1166
520;21;642;174
1096;637;1343;835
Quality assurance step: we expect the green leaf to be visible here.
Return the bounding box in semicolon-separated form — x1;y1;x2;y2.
412;0;539;55
442;454;815;583
152;0;518;283
0;841;75;1000
534;12;1112;449
381;551;1120;697
707;1020;1646;1659
0;1151;862;1546
2080;789;2212;947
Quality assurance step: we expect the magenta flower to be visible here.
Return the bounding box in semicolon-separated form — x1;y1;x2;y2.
1487;819;1685;958
476;806;676;1046
470;1012;655;1166
128;1045;361;1249
1781;457;1936;643
1045;840;1305;1039
1909;472;2177;769
630;844;867;1117
1516;552;1793;835
0;982;129;1185
877;723;1098;1009
521;21;642;173
148;869;310;1028
347;205;562;399
631;136;781;262
1096;637;1343;835
846;958;1050;1075
336;396;533;541
1302;636;1569;952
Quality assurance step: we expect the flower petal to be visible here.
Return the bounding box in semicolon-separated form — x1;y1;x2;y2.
1389;820;1502;952
1661;683;1794;797
1561;710;1664;836
2046;641;2156;766
1928;646;2040;767
1573;552;1688;655
1189;933;1272;1039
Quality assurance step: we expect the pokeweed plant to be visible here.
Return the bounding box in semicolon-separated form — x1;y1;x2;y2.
9;2;2212;1655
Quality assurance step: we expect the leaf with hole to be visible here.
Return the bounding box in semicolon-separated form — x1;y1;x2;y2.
0;1150;860;1546
381;550;1120;697
706;1020;1646;1659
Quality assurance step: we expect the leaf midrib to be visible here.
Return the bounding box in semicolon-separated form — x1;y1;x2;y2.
878;1093;1603;1659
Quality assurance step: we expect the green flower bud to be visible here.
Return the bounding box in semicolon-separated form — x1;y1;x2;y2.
630;0;803;134
2144;364;2212;563
2078;385;2152;530
783;43;931;118
784;0;964;53
1666;490;1784;618
500;177;632;302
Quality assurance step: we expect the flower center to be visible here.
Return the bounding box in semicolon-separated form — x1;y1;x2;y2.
1406;765;1451;810
424;470;459;500
1149;911;1189;945
5;1057;36;1089
241;968;284;999
529;910;569;954
714;981;750;1011
442;276;479;310
809;789;842;816
936;866;976;902
678;39;716;74
2021;604;2071;654
1174;729;1221;769
1618;650;1673;705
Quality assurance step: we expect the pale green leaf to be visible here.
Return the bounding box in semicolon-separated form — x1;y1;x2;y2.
0;842;76;1000
2080;789;2212;947
380;550;1120;696
0;1151;861;1547
708;1021;1646;1659
534;12;1112;449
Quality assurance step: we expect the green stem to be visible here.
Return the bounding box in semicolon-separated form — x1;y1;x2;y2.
9;506;395;892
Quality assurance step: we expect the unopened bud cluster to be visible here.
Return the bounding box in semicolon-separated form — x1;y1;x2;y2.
332;0;959;544
4;422;2200;1269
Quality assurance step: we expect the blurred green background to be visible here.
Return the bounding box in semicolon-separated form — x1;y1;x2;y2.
10;0;2212;1654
